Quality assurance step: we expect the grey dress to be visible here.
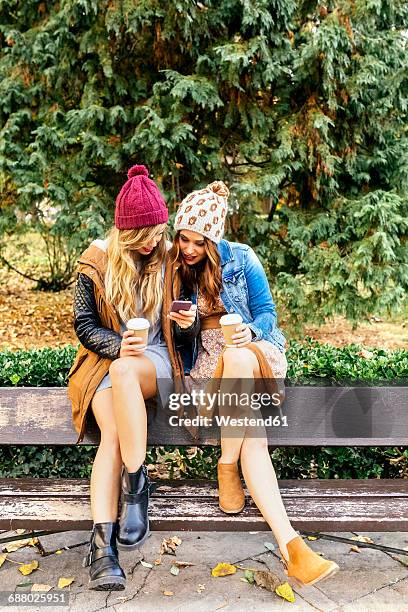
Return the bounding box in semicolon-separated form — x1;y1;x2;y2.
94;239;173;407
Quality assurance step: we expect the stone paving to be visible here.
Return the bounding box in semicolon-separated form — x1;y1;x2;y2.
1;530;408;611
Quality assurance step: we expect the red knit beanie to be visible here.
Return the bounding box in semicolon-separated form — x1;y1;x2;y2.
115;164;168;230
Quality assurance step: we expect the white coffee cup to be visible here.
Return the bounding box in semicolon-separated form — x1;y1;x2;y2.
219;313;243;347
126;317;150;347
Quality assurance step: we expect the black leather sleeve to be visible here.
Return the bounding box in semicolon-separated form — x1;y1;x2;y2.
173;312;200;342
73;273;122;360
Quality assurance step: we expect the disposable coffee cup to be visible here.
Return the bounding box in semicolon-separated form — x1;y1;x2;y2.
220;313;243;348
126;317;150;347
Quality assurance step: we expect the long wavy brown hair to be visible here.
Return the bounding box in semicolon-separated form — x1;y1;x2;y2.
105;224;167;324
170;231;222;309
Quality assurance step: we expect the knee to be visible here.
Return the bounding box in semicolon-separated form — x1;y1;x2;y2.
109;357;140;381
223;347;255;370
244;435;269;453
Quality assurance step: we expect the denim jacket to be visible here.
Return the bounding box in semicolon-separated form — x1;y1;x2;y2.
175;239;286;373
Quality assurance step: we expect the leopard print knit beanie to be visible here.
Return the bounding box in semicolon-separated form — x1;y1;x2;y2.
174;181;229;243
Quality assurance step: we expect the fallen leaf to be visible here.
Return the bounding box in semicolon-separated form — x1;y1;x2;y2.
15;529;26;535
358;349;374;360
6;538;32;552
55;550;62;555
170;565;180;576
174;561;195;568
154;557;162;565
31;584;52;592
351;535;374;544
264;542;275;552
197;583;205;593
58;577;74;589
253;570;281;592
211;563;237;577
0;554;7;568
28;537;39;547
160;536;182;556
244;569;254;584
17;580;33;588
399;556;408;567
140;561;153;568
276;582;296;603
163;590;174;596
350;545;361;553
307;536;318;541
19;560;39;576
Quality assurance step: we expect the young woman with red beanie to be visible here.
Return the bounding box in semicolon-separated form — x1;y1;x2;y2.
68;165;174;590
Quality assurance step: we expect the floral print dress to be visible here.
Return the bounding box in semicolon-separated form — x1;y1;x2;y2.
188;291;288;382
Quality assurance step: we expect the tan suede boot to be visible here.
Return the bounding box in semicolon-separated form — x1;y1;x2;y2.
217;461;245;514
281;536;339;586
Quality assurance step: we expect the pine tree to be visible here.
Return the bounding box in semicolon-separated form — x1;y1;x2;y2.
0;0;406;325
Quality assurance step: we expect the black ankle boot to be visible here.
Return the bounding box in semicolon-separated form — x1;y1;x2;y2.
83;522;126;590
117;465;155;550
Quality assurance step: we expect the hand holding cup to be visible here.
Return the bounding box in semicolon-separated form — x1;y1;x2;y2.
120;317;150;357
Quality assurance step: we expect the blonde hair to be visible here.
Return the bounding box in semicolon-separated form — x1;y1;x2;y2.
105;224;167;324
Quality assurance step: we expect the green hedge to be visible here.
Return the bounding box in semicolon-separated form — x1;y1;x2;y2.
0;342;407;480
1;340;406;387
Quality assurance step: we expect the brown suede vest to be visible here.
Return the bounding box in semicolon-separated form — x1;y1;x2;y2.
68;244;122;443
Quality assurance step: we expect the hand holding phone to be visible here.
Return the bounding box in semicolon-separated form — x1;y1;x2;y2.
170;300;193;313
168;300;197;329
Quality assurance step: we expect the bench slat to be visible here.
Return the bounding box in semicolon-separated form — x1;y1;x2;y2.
1;386;407;446
1;478;407;498
1;478;407;532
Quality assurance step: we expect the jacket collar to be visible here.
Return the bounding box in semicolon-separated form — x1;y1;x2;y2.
217;239;234;266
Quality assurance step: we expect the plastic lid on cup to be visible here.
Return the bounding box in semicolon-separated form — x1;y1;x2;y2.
127;317;150;330
219;313;243;326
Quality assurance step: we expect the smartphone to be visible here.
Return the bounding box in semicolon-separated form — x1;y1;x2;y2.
170;300;193;313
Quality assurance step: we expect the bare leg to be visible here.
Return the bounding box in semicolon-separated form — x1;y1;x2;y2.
219;347;297;560
109;355;157;472
90;389;122;523
218;347;259;463
240;433;297;561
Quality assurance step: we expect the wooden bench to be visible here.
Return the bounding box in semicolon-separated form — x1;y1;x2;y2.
0;385;407;537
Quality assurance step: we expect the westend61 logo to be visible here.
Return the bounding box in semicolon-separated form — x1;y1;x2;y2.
167;389;288;428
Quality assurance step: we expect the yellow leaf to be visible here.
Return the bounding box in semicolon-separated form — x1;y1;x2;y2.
307;536;318;541
172;536;182;546
19;560;39;576
351;535;374;544
275;582;296;603
0;554;7;568
55;550;62;555
15;529;26;535
58;577;74;589
211;563;236;577
163;590;174;596
350;545;361;553
31;584;52;592
6;538;32;552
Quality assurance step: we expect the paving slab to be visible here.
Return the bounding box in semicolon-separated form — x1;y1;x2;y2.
2;530;408;611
